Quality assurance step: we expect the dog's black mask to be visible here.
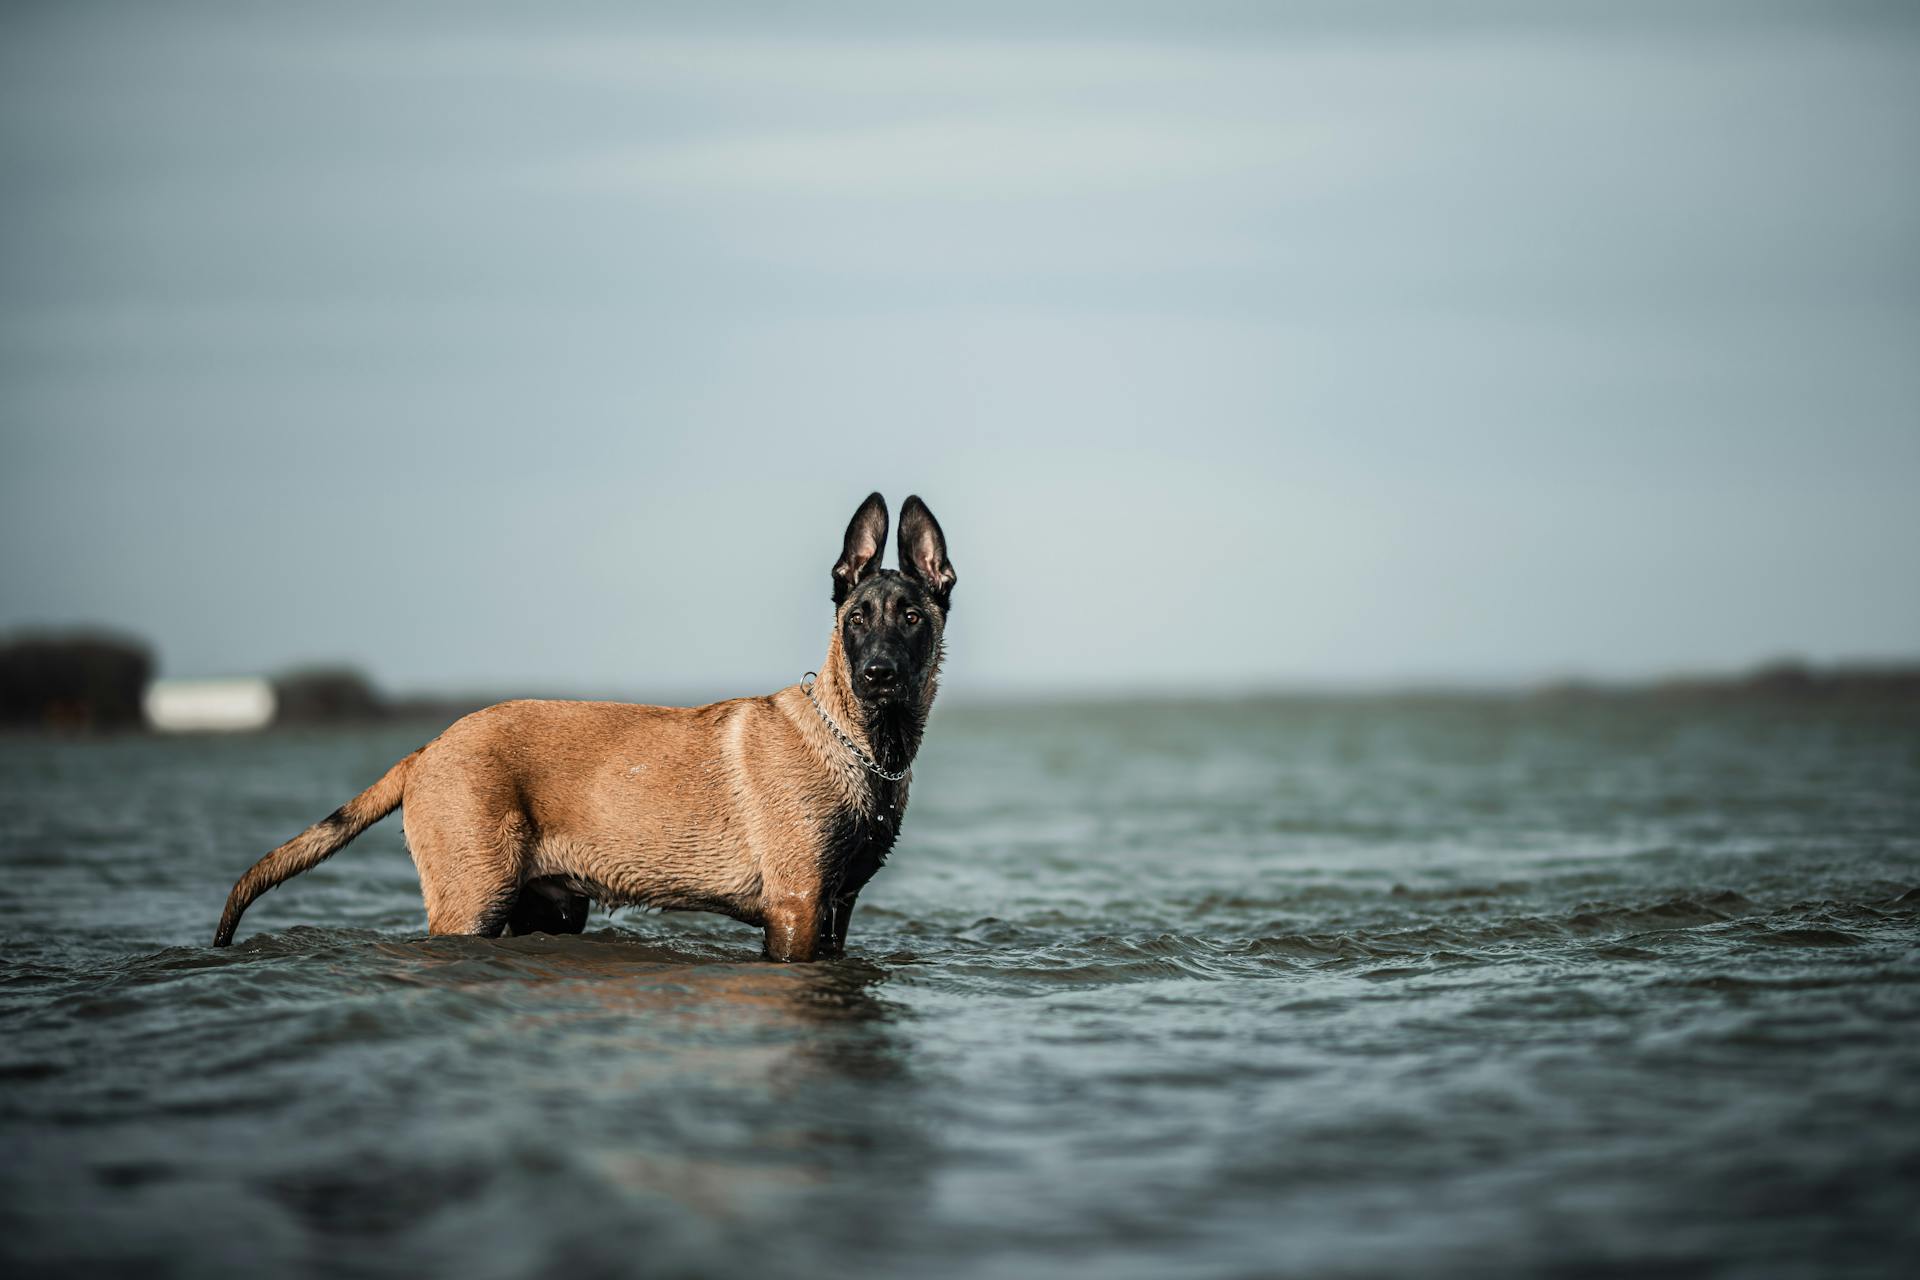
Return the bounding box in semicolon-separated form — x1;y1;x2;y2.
831;492;955;707
840;572;939;705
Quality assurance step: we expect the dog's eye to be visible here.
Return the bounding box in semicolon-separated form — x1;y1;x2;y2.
904;611;921;626
847;613;867;629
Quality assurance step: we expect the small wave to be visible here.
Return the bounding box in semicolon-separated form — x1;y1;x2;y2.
1564;891;1757;935
1745;926;1863;947
907;889;1917;990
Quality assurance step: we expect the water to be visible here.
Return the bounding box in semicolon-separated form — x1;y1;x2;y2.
2;697;1916;1277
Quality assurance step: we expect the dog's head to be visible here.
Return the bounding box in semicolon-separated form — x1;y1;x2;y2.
831;492;955;707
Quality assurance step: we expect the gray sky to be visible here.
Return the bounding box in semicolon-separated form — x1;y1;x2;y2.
3;1;1917;697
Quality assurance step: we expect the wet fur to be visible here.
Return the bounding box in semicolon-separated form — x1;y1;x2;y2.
213;493;954;962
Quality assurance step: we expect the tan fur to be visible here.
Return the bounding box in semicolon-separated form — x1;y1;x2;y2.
213;604;943;961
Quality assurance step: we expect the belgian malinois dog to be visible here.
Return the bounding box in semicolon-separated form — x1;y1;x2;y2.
213;492;954;961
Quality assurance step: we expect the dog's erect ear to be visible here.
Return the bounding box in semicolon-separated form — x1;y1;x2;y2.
897;495;956;609
833;492;889;605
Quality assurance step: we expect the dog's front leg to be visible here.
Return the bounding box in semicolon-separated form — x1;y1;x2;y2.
762;890;827;963
825;892;859;957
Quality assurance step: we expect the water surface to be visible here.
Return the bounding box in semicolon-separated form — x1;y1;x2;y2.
2;698;1916;1276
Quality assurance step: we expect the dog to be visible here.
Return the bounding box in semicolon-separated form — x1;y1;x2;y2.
213;492;954;962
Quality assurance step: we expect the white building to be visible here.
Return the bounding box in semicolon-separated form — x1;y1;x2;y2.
143;678;277;733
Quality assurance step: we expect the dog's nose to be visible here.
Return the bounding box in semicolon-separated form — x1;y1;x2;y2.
861;662;898;689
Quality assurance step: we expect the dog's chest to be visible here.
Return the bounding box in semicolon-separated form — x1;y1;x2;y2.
822;780;905;897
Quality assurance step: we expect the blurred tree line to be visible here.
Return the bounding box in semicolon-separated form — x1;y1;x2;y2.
0;632;152;730
0;635;387;731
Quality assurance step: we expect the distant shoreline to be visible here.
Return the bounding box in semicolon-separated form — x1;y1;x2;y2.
336;660;1920;720
940;661;1920;712
5;630;1917;734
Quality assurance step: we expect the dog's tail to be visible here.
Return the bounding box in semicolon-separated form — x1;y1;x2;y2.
213;747;425;947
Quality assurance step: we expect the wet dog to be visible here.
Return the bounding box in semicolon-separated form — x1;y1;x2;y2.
214;492;954;961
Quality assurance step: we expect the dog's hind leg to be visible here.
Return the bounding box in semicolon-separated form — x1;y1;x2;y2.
507;879;590;936
405;799;532;938
421;872;522;937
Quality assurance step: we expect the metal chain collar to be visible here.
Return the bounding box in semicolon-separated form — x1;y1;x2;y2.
800;671;911;782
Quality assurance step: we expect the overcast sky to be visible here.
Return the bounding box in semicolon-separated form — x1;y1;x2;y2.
3;1;1916;698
